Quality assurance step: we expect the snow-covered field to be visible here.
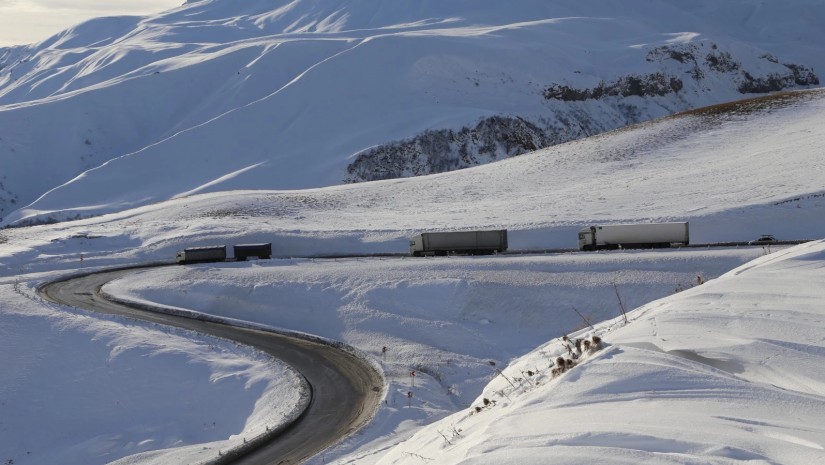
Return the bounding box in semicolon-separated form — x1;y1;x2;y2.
1;86;825;465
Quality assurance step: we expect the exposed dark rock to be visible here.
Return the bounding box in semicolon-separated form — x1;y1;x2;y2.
761;54;780;64
705;50;739;73
543;72;683;102
737;64;819;93
549;43;817;100
784;63;819;86
542;85;589;101
647;44;705;79
345;116;554;183
738;72;790;93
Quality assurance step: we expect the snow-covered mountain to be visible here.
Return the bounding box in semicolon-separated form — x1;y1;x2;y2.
1;0;823;226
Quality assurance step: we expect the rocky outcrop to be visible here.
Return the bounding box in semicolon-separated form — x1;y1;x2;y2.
543;72;684;101
345;116;554;183
543;43;819;103
738;67;819;93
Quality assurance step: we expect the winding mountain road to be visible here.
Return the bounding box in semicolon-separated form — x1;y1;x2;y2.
38;266;384;465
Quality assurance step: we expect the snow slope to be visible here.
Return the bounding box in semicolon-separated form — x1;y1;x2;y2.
1;0;824;225
1;88;824;465
371;240;825;465
6;88;824;260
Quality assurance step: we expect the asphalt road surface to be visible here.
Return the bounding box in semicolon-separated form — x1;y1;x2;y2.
39;266;384;465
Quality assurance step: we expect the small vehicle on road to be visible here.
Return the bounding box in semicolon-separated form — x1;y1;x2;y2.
748;234;777;245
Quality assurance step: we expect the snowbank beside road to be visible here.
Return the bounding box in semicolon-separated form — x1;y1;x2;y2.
371;239;825;465
0;274;307;465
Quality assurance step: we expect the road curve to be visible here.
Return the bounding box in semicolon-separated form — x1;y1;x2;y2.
39;266;384;465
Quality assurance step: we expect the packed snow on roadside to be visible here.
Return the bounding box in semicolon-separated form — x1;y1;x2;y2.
0;273;308;465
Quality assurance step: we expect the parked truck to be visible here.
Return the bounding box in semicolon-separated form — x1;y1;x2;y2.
577;222;689;251
175;245;227;264
410;230;508;256
233;243;272;261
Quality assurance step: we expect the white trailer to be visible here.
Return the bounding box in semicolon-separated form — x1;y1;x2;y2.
578;222;689;251
410;230;508;256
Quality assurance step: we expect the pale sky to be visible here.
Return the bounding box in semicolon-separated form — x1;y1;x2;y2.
0;0;184;47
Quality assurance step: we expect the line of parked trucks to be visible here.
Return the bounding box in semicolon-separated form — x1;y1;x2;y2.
175;222;692;264
409;222;689;255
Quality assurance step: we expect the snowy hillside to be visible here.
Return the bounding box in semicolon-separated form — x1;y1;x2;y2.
373;239;825;465
1;0;824;226
6;88;824;261
1;85;825;465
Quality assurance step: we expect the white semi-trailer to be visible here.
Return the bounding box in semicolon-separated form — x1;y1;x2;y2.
577;222;689;251
410;230;508;256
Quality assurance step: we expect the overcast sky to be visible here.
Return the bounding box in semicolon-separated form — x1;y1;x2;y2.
0;0;183;47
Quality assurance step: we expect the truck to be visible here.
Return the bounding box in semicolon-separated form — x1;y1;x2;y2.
175;245;227;264
233;243;272;261
577;222;689;251
410;230;508;256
